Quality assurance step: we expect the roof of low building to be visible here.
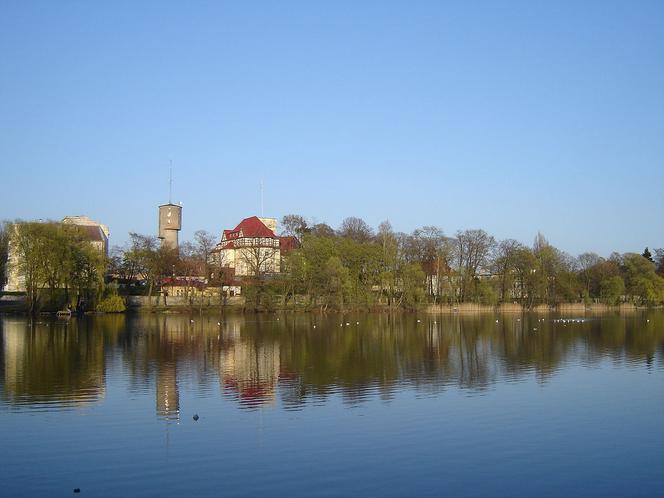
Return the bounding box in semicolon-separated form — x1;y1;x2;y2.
279;235;300;253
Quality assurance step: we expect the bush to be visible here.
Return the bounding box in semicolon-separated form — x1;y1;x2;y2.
96;295;126;313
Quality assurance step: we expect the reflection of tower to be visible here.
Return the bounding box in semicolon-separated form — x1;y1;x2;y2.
156;362;179;420
158;203;182;250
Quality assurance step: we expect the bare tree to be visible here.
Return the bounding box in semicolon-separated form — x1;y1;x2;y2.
493;239;525;302
281;214;309;238
339;217;373;242
239;245;279;279
454;229;496;301
194;229;217;279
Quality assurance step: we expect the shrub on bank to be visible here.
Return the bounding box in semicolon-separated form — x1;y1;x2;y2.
96;286;126;313
96;295;126;313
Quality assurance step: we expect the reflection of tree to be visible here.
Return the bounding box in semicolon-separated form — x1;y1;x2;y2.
1;312;663;413
1;319;106;407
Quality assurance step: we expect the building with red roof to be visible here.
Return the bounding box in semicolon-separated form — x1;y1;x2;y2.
210;216;299;277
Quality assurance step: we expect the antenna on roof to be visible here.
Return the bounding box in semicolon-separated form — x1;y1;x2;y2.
260;179;264;217
169;161;173;204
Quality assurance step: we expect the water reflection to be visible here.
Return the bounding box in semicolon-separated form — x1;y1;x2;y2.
1;312;663;414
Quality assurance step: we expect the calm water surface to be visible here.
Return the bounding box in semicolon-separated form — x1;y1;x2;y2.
1;312;663;497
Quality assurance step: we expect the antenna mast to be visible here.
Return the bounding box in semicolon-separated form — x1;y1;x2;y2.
169;161;173;204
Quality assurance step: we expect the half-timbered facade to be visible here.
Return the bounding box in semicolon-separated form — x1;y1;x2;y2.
211;216;298;278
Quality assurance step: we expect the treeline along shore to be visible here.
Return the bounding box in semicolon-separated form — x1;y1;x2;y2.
1;215;663;314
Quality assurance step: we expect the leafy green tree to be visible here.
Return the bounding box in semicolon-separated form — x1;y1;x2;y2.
622;253;664;305
0;221;9;289
9;221;107;312
600;275;625;305
399;262;426;308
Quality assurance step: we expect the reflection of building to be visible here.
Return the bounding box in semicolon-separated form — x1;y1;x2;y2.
221;341;280;407
211;216;299;277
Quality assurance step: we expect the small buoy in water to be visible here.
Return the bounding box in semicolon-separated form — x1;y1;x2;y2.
417;319;421;323
346;322;350;326
217;322;221;326
74;489;80;494
193;414;199;421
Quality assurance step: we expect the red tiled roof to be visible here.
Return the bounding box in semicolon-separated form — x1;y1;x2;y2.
233;216;277;238
279;236;300;253
161;277;207;289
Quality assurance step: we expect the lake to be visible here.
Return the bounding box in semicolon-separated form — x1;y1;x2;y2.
1;312;663;497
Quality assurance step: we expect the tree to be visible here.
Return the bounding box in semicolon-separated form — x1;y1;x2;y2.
655;248;664;276
411;226;450;300
577;252;603;295
126;233;178;306
0;221;9;289
322;256;352;310
339;217;373;242
309;223;336;238
9;221;107;313
622;253;664;305
194;230;217;279
377;221;399;305
642;247;654;263
453;229;496;302
10;222;51;312
600;275;624;305
281;215;309;239
493;239;525;302
399;262;426;309
239;245;279;279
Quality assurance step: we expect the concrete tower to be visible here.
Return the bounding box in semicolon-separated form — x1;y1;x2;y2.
158;203;182;250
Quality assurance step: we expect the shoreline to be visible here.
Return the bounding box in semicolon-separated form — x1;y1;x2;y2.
1;302;661;317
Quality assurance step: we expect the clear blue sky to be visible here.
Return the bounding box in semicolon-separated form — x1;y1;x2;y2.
1;1;662;256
